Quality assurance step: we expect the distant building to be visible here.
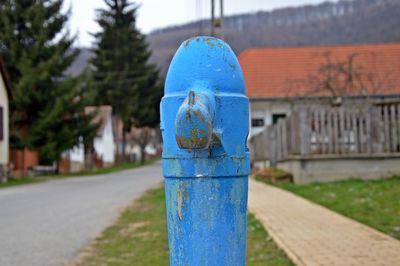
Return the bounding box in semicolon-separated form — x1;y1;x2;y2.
113;119;159;163
86;106;116;166
239;43;400;137
64;105;115;173
0;58;12;181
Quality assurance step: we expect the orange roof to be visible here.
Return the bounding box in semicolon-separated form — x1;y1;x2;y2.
239;43;400;99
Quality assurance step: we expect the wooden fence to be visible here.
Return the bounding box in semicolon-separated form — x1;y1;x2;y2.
250;104;400;166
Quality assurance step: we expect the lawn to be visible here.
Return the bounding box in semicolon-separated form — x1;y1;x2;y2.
271;176;400;240
0;175;50;188
0;157;160;189
68;157;160;176
75;186;293;266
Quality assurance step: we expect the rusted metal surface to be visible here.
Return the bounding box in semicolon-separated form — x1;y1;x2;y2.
174;91;213;150
161;36;249;265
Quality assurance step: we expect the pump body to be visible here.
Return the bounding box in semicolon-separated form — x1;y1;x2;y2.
161;36;250;266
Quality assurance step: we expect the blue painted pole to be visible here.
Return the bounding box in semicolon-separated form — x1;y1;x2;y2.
160;36;250;265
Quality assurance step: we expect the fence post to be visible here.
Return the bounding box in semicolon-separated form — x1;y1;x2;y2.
370;106;383;153
299;108;310;155
160;36;249;265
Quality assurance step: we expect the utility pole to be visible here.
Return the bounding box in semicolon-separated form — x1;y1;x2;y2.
211;0;215;36
197;0;203;35
220;0;224;40
210;0;224;39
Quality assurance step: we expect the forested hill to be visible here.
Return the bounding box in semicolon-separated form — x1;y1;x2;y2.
147;0;400;76
69;0;400;77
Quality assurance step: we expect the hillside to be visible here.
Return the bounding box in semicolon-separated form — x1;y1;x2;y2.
69;0;400;77
148;0;400;76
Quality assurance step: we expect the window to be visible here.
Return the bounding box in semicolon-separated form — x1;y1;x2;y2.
272;113;286;125
0;106;3;141
251;118;264;127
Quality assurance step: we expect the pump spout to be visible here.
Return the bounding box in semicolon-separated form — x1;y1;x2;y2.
174;90;214;149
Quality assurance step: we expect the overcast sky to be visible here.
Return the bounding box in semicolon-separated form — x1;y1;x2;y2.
65;0;335;47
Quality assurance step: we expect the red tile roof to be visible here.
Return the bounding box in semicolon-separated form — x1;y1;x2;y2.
239;43;400;99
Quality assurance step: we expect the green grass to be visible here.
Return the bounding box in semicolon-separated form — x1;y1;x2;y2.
0;157;160;189
247;213;293;266
255;167;293;183
77;186;293;266
272;177;400;240
68;157;160;176
0;176;51;188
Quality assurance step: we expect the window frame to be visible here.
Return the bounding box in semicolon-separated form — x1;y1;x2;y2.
251;118;265;127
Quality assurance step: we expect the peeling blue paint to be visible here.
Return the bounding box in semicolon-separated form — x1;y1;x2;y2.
161;36;249;265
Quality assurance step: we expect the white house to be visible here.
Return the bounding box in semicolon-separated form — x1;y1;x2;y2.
239;43;400;138
66;105;115;172
88;105;116;166
0;58;12;181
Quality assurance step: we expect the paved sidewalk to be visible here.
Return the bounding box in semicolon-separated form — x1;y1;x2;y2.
248;179;400;266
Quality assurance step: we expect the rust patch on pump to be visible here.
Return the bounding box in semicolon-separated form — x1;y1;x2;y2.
193;110;205;123
205;37;219;48
177;191;183;221
183;38;195;47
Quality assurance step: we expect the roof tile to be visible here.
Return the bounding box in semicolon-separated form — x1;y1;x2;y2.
239;43;400;99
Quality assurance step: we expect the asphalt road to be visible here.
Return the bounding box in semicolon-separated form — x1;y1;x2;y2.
0;161;163;266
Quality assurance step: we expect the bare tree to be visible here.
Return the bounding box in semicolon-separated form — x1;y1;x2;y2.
286;51;395;107
130;127;157;164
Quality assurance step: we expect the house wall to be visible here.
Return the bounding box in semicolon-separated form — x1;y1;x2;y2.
64;143;85;173
249;96;400;138
250;100;293;137
69;143;84;163
94;113;115;165
0;75;9;166
9;149;39;178
278;155;400;184
66;112;115;170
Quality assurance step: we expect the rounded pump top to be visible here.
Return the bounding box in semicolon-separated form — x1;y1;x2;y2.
164;36;245;95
